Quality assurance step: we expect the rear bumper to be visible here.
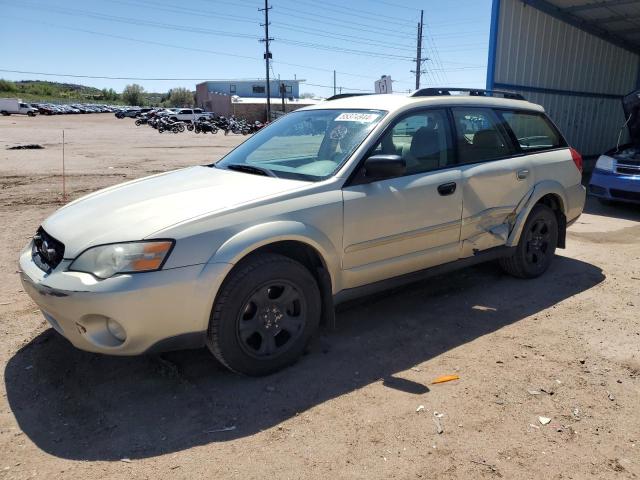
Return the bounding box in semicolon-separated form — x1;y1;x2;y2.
589;170;640;204
566;183;586;223
19;243;232;355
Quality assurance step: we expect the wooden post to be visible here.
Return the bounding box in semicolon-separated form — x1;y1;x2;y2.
62;130;66;203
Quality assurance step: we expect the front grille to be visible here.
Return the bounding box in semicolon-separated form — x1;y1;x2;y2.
610;189;640;202
589;185;606;195
616;163;640;176
32;227;65;272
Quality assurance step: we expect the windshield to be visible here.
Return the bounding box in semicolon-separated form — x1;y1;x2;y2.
215;109;386;180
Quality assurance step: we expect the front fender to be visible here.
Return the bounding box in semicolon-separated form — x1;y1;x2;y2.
210;221;341;292
506;180;568;247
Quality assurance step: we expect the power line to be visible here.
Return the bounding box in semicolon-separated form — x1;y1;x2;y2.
2;2;418;61
0;15;376;81
270;8;415;39
115;0;418;51
0;69;245;81
276;0;418;28
366;0;421;11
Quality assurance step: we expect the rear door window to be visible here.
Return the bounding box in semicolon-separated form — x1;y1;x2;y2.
451;108;514;164
497;111;564;152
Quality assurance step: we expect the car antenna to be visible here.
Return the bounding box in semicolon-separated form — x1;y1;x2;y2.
616;111;633;153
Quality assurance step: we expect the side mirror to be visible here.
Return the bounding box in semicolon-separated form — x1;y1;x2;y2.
364;154;406;180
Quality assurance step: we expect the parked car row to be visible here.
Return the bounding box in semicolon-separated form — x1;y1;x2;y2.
128;107;267;135
115;107;206;120
34;103;126;115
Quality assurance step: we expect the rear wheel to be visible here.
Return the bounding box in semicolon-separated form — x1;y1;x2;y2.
499;204;558;279
207;253;321;376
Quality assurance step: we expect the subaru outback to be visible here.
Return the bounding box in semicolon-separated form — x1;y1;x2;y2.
20;89;586;375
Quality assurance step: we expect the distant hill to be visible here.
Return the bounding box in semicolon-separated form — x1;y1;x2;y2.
0;79;166;105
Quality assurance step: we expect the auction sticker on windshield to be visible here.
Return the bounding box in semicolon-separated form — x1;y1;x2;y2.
334;112;380;122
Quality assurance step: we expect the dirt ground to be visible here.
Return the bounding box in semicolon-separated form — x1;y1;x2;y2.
0;114;639;479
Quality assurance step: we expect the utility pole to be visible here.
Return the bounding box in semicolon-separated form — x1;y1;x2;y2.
259;0;273;121
333;70;336;96
411;10;425;90
280;82;286;113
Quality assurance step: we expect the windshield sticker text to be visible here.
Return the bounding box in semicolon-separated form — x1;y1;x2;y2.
334;113;379;123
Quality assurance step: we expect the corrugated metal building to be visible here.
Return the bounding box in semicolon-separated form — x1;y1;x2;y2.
486;0;640;162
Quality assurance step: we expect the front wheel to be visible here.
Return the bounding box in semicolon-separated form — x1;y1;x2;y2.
207;253;321;376
499;204;558;279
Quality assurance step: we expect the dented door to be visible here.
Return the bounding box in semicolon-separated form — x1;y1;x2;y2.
450;107;532;257
458;157;533;256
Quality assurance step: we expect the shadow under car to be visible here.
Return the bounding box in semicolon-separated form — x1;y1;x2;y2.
5;255;604;460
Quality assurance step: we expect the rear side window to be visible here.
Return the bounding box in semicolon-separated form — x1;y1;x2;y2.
498;111;564;152
452;108;513;164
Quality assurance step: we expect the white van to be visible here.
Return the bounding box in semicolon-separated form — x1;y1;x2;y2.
0;98;38;116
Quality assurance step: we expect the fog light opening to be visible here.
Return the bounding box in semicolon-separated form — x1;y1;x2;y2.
106;318;127;342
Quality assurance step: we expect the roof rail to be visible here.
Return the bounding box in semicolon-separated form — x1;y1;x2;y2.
409;88;526;101
325;93;374;101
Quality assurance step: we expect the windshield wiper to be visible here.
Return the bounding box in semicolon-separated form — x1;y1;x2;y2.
224;164;276;177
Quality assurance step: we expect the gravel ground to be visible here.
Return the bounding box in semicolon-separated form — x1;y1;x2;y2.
0;114;639;479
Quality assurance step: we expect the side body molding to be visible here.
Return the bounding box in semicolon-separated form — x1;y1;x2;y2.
506;180;568;247
211;221;342;293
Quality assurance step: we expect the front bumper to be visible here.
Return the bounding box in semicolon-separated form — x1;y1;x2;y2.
19;244;232;355
589;169;640;204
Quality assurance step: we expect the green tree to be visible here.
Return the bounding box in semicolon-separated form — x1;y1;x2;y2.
0;79;17;92
166;87;194;107
122;83;145;105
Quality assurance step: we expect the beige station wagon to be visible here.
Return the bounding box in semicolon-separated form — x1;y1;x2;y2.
20;88;586;375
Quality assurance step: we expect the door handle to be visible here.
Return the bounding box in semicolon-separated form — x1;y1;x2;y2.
437;182;457;196
517;169;529;180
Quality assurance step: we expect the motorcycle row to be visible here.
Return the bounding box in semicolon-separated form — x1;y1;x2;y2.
134;112;266;135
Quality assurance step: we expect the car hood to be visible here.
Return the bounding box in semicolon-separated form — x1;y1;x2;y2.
42;166;308;258
623;89;640;145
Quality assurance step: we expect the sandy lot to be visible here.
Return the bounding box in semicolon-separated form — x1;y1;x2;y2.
0;114;639;479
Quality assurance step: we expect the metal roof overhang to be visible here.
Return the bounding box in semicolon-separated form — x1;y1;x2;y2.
521;0;640;55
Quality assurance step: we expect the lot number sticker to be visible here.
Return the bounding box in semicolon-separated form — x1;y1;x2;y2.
335;113;379;122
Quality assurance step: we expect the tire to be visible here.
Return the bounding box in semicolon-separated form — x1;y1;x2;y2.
135;119;142;126
207;253;321;376
499;204;558;279
27;111;35;117
1;111;10;116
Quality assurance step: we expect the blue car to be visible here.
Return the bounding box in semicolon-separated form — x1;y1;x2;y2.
589;90;640;205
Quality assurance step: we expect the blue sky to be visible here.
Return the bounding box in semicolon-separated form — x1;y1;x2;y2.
0;0;492;96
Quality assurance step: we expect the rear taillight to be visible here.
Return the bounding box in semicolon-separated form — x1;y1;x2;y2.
570;147;583;173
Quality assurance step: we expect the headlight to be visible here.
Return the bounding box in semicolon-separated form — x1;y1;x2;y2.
69;240;174;279
595;155;615;172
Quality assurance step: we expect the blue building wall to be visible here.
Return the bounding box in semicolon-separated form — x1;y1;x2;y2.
205;80;300;98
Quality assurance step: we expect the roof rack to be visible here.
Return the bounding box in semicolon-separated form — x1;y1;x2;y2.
325;93;374;101
409;88;526;101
